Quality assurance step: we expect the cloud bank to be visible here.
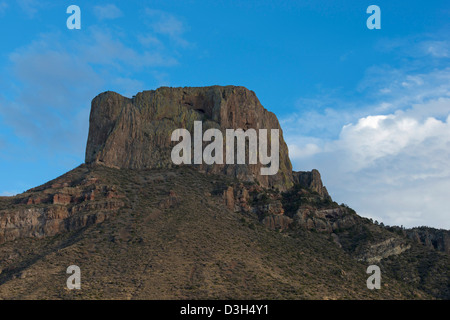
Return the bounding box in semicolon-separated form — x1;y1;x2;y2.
283;39;450;229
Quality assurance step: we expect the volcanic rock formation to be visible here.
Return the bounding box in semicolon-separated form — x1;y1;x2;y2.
85;86;293;191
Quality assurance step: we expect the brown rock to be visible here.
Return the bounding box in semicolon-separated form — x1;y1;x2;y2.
292;169;330;199
0;174;125;245
53;194;72;205
85;86;293;191
295;207;355;233
406;227;450;254
258;201;284;215
263;215;293;230
223;186;235;211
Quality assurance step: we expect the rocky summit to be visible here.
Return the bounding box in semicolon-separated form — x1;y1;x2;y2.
0;86;449;300
85;86;293;191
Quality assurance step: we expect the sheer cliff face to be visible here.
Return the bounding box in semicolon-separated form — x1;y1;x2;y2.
85;86;293;190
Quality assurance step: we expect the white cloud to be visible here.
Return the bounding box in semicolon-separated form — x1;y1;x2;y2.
94;4;123;20
421;40;450;58
358;67;450;112
79;27;177;68
145;9;184;36
145;8;191;47
377;37;450;60
334;109;450;172
285;64;450;229
288;142;322;159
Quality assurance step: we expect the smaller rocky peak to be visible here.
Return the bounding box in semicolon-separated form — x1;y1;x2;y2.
292;169;330;199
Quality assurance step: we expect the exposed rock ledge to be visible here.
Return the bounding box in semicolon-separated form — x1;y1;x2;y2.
356;238;411;264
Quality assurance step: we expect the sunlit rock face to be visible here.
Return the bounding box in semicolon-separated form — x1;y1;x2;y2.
85;86;294;190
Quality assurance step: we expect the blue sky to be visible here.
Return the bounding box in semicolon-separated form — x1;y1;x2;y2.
1;1;449;228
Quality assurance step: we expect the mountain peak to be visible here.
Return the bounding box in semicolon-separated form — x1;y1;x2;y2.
85;86;294;190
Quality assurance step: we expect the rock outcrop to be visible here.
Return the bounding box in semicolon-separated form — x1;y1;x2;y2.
220;182;291;230
0;170;124;245
295;207;357;233
85;86;293;191
292;169;331;200
406;227;450;254
356;238;411;264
